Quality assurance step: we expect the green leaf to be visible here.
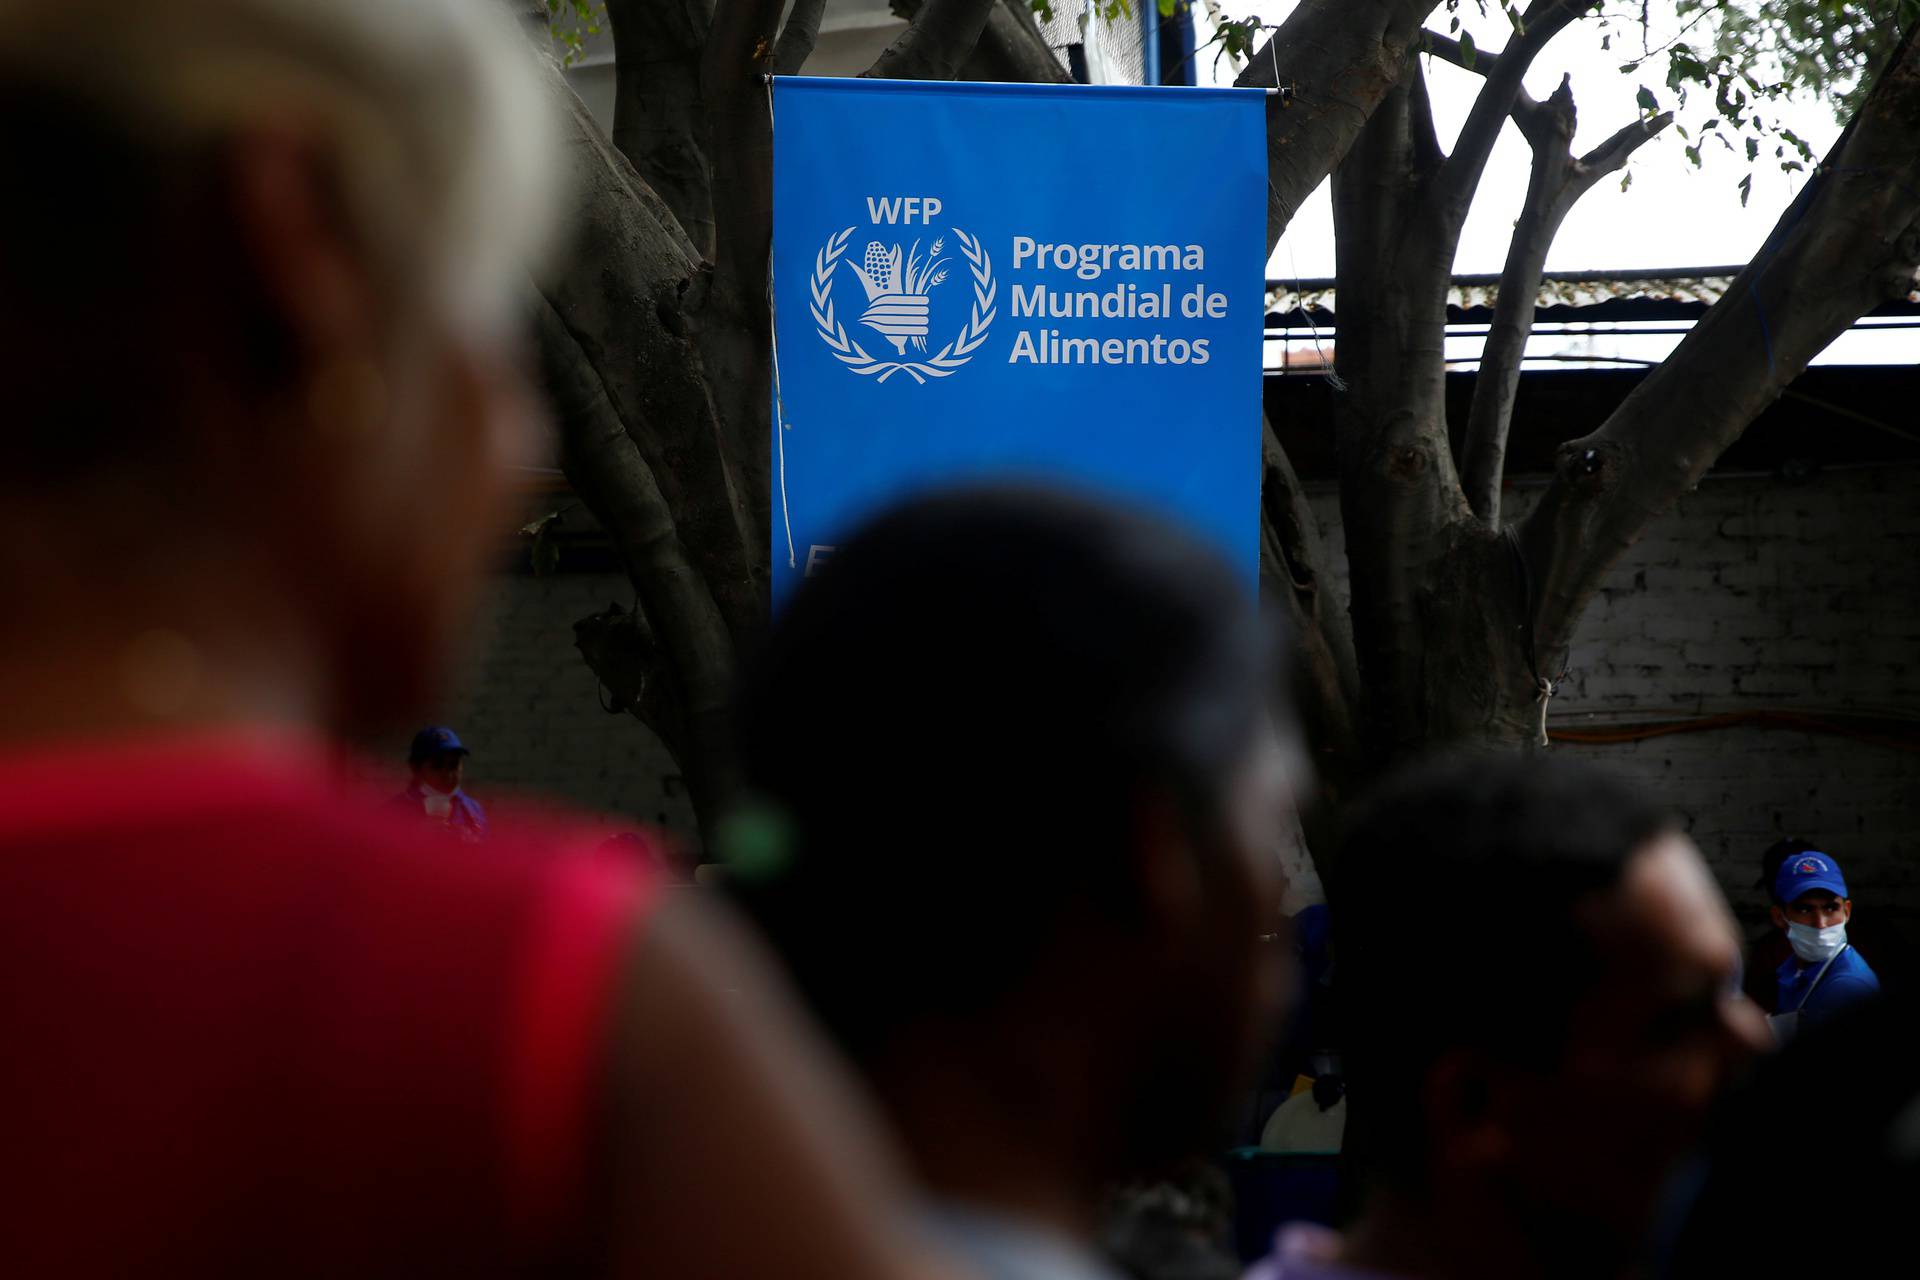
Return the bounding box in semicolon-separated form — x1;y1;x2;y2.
1619;169;1633;194
1635;84;1659;115
1459;30;1476;70
1737;173;1752;207
1746;136;1759;162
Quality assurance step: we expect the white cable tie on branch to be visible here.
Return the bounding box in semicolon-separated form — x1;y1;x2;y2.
1535;675;1556;748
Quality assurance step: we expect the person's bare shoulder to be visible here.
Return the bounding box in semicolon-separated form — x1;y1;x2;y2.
596;893;971;1280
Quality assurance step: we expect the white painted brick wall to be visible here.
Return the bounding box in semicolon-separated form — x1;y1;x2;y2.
426;467;1916;925
387;571;698;839
1309;465;1920;919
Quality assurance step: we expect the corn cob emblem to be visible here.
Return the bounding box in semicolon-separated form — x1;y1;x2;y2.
843;236;949;355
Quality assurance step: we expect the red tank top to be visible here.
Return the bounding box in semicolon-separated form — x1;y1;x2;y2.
0;732;654;1275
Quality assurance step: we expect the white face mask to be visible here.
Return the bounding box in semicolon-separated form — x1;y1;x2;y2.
422;792;454;820
1787;920;1847;964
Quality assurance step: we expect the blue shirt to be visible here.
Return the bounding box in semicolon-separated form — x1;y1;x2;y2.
392;782;489;841
1776;945;1880;1027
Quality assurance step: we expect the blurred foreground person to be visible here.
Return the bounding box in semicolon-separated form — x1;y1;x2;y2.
1250;756;1769;1280
395;725;489;840
730;489;1295;1280
1661;995;1913;1277
0;3;952;1276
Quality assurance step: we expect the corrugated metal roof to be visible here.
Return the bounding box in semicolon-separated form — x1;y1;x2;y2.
1266;266;1920;316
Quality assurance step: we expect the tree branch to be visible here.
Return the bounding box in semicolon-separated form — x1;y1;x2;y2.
1419;27;1502;77
1460;80;1673;524
1419;27;1547;129
773;0;827;75
1238;0;1448;254
963;0;1072;83
1433;0;1585;224
703;0;784;309
1327;64;1476;752
865;0;997;81
535;46;762;643
534;295;740;843
1521;23;1920;665
1571;108;1671;184
1260;416;1364;792
606;0;715;258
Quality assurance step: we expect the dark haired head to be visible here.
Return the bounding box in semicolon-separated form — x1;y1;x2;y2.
1662;994;1914;1277
1332;753;1673;1187
731;486;1283;1065
1757;837;1819;899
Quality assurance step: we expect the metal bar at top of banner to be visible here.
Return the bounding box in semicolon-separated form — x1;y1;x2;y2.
759;72;1292;99
766;74;1271;606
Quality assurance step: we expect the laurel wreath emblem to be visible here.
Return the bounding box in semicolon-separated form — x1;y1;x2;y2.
810;226;996;384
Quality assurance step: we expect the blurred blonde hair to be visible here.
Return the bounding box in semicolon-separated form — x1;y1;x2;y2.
0;0;562;333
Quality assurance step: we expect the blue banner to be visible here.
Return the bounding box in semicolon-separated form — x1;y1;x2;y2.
771;77;1267;604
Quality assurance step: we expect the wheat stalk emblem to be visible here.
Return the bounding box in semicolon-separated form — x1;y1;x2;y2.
811;225;995;385
843;237;948;354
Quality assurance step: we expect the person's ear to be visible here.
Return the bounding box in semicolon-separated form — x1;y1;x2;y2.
1771;905;1788;930
1839;899;1853;923
223;127;379;366
1126;787;1208;943
1422;1050;1515;1175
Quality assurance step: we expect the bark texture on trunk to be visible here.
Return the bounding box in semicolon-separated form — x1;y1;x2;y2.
606;0;715;258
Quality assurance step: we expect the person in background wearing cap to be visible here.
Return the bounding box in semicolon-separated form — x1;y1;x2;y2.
397;725;488;840
1768;850;1881;1041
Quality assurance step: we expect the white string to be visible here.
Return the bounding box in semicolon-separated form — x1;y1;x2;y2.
1283;231;1346;390
1255;33;1338;390
764;75;797;571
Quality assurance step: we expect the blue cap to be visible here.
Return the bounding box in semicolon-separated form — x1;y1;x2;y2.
409;725;469;763
1772;851;1848;904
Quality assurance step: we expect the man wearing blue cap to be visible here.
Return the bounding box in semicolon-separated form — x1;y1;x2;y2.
1769;850;1879;1040
396;726;488;842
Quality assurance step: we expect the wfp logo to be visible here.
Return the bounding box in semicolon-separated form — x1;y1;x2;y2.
810;196;995;385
